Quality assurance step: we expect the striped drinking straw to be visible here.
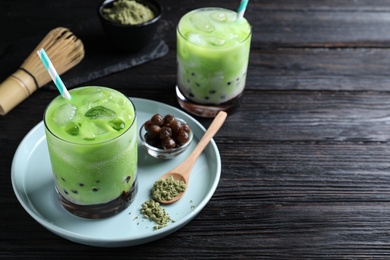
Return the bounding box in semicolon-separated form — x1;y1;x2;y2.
237;0;249;20
37;48;71;100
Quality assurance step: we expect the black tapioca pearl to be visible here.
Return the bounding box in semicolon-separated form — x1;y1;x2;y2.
195;82;200;87
189;92;194;98
61;177;66;182
92;188;99;192
236;77;240;81
64;189;69;195
191;72;196;76
204;96;209;100
79;183;84;187
71;190;78;194
227;82;231;86
96;180;100;183
209;90;216;94
124;176;131;183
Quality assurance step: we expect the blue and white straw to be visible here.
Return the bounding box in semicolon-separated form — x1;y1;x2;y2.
37;48;71;100
237;0;249;20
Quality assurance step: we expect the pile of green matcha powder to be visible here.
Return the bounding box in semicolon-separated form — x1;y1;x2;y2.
102;0;155;25
140;176;186;230
141;199;172;230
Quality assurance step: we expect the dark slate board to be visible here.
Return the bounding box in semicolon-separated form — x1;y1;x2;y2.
0;18;169;91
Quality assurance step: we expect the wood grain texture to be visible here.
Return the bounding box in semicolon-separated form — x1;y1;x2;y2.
2;0;390;259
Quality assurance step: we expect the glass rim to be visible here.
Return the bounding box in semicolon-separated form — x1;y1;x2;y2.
43;87;137;146
177;7;252;46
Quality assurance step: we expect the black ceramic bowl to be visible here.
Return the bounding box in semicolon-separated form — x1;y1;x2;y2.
98;0;162;52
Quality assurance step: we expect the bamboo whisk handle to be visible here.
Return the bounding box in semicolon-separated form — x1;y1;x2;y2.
0;27;84;116
0;69;39;115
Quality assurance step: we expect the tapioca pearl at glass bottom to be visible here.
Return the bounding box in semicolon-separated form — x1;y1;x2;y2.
180;70;247;103
56;173;132;202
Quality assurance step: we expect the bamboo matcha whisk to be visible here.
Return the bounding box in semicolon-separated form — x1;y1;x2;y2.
0;27;85;115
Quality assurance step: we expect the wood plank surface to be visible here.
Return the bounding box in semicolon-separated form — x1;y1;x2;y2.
2;0;390;258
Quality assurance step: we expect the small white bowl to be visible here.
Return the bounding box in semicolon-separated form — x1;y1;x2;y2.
139;118;193;159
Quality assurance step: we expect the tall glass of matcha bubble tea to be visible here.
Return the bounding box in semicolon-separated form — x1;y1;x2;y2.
176;7;252;117
44;86;138;219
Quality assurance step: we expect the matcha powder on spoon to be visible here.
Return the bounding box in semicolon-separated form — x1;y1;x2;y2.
151;176;187;202
140;176;186;230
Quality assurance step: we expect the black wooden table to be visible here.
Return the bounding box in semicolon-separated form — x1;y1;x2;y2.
2;0;390;258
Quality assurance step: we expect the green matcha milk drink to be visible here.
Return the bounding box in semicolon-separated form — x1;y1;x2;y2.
44;86;137;218
176;7;251;117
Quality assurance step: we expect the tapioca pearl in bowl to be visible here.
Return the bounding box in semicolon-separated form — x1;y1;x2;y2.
139;114;193;159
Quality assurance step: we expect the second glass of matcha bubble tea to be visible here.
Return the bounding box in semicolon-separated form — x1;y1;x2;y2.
176;7;252;117
44;86;138;219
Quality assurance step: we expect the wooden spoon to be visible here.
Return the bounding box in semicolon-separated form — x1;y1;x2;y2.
157;111;227;204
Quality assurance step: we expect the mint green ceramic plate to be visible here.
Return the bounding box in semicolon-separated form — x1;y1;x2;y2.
11;98;221;247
